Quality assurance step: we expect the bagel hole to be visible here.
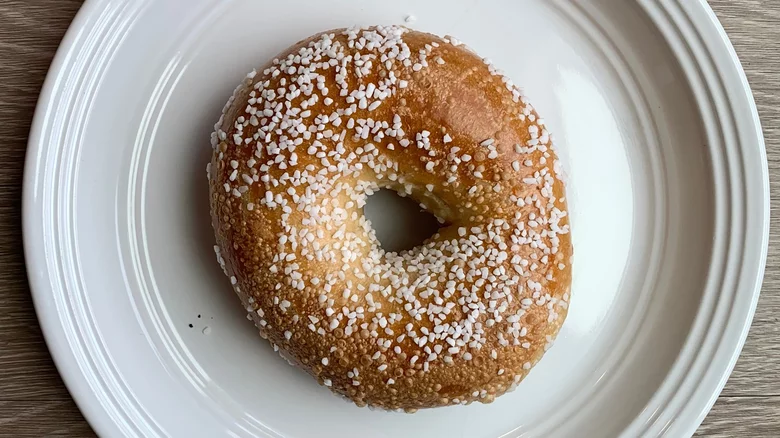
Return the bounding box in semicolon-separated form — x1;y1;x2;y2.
363;189;443;253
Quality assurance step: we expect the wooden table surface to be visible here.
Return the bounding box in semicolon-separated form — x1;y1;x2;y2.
0;0;778;436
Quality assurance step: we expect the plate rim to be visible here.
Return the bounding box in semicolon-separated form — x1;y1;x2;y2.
22;0;769;437
23;1;151;437
636;1;770;435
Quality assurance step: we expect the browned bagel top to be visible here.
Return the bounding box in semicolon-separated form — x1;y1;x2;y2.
209;25;572;411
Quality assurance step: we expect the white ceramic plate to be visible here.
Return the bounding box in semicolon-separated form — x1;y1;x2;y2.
24;0;769;436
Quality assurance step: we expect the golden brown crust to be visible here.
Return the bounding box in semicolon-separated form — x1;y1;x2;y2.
208;26;572;411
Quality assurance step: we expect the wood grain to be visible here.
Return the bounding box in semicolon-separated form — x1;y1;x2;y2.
0;1;776;436
696;397;780;437
0;401;94;437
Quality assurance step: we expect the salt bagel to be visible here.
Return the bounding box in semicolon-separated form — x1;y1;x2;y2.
208;25;572;411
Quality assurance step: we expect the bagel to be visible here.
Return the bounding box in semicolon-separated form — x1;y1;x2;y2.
208;25;572;411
